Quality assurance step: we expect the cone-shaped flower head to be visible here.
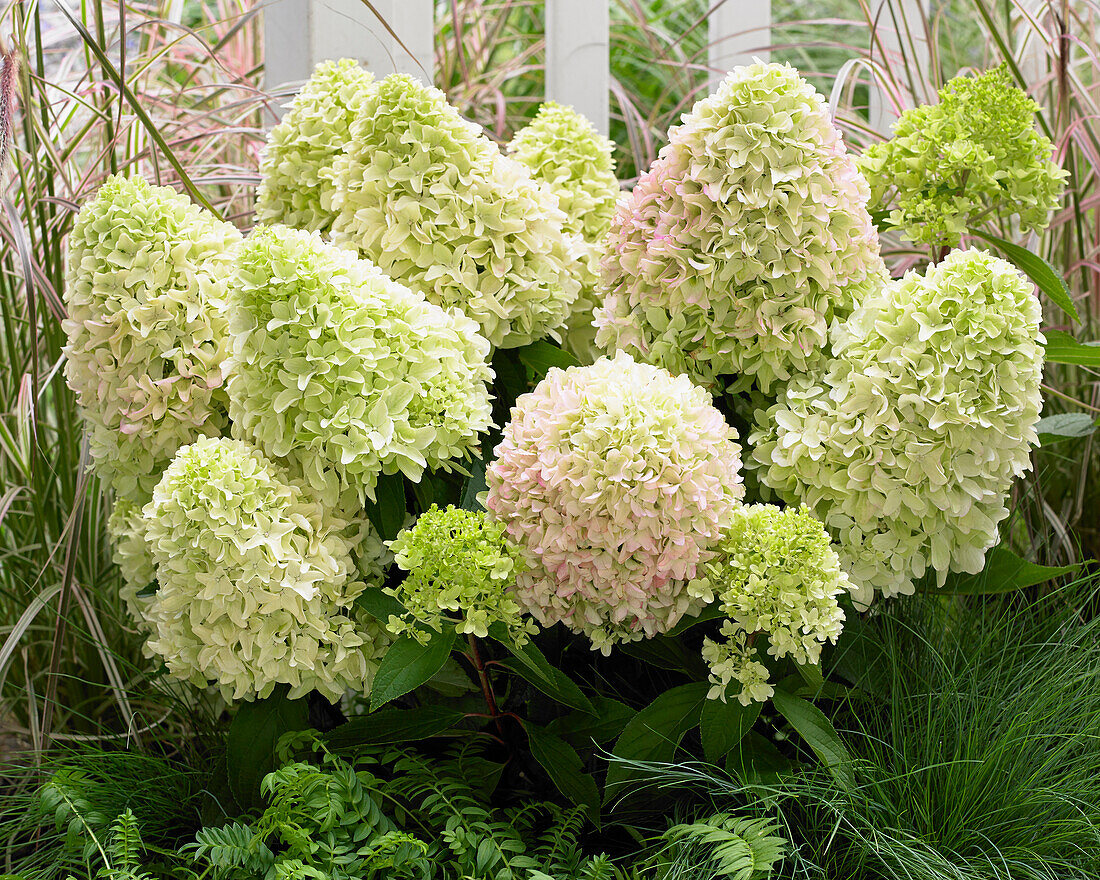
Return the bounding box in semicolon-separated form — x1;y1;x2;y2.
509;102;621;362
596;62;886;393
750;249;1045;605
227;226;493;503
256;58;376;235
62;174;240;500
859;66;1067;246
328;74;580;348
387;504;536;645
142;436;390;702
691;504;847;705
485;352;745;652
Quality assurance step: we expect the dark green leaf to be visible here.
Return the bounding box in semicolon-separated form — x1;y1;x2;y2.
968;229;1078;321
491;625;594;714
726;731;793;784
491;348;529;406
515;340;580;379
605;682;709;798
619;636;709;678
324;705;465;752
460;451;490;512
355;587;407;623
227;688;310;808
771;688;855;790
365;472;406;541
701;698;761;764
370;628;457;711
547;697;636;747
665;604;725;636
1036;412;1098;444
526;723;601;823
938;546;1078;595
1044;330;1100;366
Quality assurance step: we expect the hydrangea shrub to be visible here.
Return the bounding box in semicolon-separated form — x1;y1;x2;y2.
227;226;493;503
691;504;847;705
142;436;389;702
107;496;156;627
387;505;535;645
255;59;376;234
62;174;240;500
859;66;1067;246
751;249;1045;605
485;352;745;652
328;74;579;349
509;103;621;362
596;62;886;392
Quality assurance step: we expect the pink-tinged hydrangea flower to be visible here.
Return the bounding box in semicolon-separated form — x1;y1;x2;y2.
750;249;1045;605
62;175;241;500
142;436;389;702
328;74;580;349
595;62;886;393
227;226;493;504
485;352;745;652
509;102;622;363
256;58;376;235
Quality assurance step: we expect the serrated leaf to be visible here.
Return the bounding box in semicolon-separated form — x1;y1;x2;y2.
771;688;855;790
1036;412;1098;444
370;628;456;710
365;471;406;541
491;624;594;714
700;698;761;764
227;688;310;808
324;705;465;752
968;229;1078;321
526;723;601;824
1044;330;1100;366
355;587;407;623
547;696;636;748
938;545;1078;595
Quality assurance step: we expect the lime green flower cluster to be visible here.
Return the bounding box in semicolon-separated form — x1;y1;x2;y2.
62;175;240;501
226;226;493;505
509;103;621;361
142;436;389;702
751;249;1045;605
691;504;847;705
328;74;580;349
859;66;1067;246
387;505;535;645
256;59;376;235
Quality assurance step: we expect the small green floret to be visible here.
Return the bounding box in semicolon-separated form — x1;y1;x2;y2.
387;505;535;645
860;65;1067;246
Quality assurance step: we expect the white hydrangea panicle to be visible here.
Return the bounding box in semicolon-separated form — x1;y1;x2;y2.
256;58;376;234
107;495;156;628
596;62;886;393
751;249;1045;605
142;436;390;702
328;74;580;349
226;225;493;503
62;174;241;500
485;352;745;651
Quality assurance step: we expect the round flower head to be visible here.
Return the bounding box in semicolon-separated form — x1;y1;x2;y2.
751;249;1045;605
509;102;621;362
859;66;1067;247
596;62;886;393
691;504;847;705
485;352;745;652
107;495;156;628
387;505;536;645
142;436;390;702
256;58;375;235
328;74;580;349
227;226;493;503
62;174;240;500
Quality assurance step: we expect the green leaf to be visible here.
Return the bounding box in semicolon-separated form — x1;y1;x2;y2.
491;625;594;714
619;636;709;678
938;546;1078;595
370;628;457;711
701;698;761;764
771;688;855;791
1044;330;1100;366
227;687;310;808
460;450;490;512
491;348;529;407
515;340;580;379
324;705;465;752
726;731;793;784
665;604;725;636
526;723;601;824
547;697;636;748
968;229;1078;322
605;683;709;798
355;587;407;623
1036;412;1098;444
365;472;406;542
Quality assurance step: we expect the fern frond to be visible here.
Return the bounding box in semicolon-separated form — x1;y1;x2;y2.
656;813;787;880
